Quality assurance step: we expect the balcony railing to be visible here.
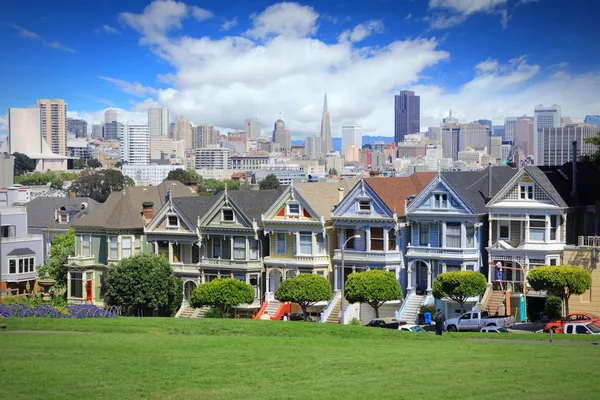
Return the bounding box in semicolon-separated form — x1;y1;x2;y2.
406;245;478;257
1;234;43;243
0;206;27;215
198;257;261;269
332;249;402;261
67;255;97;266
578;236;600;247
4;271;38;282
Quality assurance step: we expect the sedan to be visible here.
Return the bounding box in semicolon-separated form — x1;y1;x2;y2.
398;324;425;332
480;326;509;333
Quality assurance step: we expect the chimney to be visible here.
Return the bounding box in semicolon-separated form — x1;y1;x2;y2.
142;201;154;222
338;187;345;203
487;163;493;199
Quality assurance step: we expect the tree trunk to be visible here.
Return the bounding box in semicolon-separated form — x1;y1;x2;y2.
564;294;570;316
458;301;465;314
301;305;308;321
373;303;380;318
220;305;227;318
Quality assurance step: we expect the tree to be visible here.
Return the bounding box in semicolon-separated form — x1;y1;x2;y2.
105;253;183;316
190;278;255;318
87;158;102;169
73;158;87;170
37;229;75;288
275;274;332;320
70;169;134;203
527;265;592;315
432;271;487;314
13;152;36;175
197;178;241;195
328;168;338;176
259;174;280;190
585;130;600;166
345;270;402;318
166;168;199;185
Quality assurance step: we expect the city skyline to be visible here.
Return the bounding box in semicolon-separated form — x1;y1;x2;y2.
1;0;600;140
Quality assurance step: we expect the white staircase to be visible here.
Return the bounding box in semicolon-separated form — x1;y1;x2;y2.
397;294;425;324
176;307;210;318
320;292;342;323
264;300;281;318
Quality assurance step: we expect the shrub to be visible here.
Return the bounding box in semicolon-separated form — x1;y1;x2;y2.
345;270;402;318
203;307;223;318
349;318;361;326
190;278;255;318
275;274;332;321
545;296;563;320
419;303;438;316
432;271;487;313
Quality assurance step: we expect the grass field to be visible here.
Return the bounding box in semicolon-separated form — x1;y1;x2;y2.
1;318;599;400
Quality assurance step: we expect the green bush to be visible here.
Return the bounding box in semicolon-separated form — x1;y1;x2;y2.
25;297;44;306
349;318;361;326
49;295;67;307
203;308;223;318
545;296;563;320
0;296;25;304
419;303;438;315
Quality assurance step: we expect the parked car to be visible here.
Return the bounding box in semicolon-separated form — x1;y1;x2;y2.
544;313;600;333
398;324;425;332
563;322;600;335
480;326;510;333
445;311;516;332
365;318;407;329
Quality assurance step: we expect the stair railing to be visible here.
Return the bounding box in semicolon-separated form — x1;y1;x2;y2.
320;291;341;323
395;292;414;321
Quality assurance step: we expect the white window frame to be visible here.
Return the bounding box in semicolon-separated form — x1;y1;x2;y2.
221;208;235;223
276;232;287;254
316;232;325;254
299;232;313;255
446;222;461;248
82;235;91;257
549;215;559;241
498;220;510;241
419;223;430;246
249;239;259;260
233;237;246;260
8;258;17;274
434;193;448;209
166;214;180;228
59;213;69;224
110;236;119;260
122;236;132;259
358;199;371;212
134;237;141;255
529;215;546;242
286;202;300;216
519;184;533;200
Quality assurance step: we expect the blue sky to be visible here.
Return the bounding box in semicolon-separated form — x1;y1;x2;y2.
1;0;599;139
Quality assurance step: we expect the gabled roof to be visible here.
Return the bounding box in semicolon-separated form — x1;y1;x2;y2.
26;197;100;230
295;179;358;220
538;161;600;207
7;247;36;256
442;166;517;213
364;172;436;217
73;180;196;230
172;195;220;227
227;186;287;225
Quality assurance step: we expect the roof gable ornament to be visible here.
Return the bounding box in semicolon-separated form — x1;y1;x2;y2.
224;183;229;206
290;181;296;201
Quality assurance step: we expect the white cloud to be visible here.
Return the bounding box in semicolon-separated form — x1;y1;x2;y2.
338;20;384;43
246;2;319;39
10;24;75;53
70;1;600;139
191;6;213;22
120;0;192;44
429;0;506;15
221;17;238;31
405;13;413;21
101;25;121;35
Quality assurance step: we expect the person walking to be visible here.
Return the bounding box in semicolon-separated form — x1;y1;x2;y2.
435;308;445;336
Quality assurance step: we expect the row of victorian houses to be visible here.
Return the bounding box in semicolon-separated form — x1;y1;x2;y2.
31;159;598;323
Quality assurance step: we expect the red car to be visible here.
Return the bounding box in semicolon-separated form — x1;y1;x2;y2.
544;313;600;333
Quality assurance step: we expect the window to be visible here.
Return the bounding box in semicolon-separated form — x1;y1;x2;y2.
388;229;396;251
9;259;16;274
499;221;510;240
213;238;222;258
192;244;200;263
299;232;313;255
71;272;83;298
370;228;384;251
234;237;246;260
276;233;286;254
419;223;429;246
82;235;91;257
167;215;179;228
345;229;355;249
59;214;68;223
446;223;461;248
529;216;545;242
466;225;474;248
122;237;132;259
135;237;141;254
550;215;558;241
222;209;234;222
358;200;370;212
316;233;325;254
234;273;246;282
576;325;588;334
565;325;573;334
465;264;475;271
19;259;23;273
434;193;448;208
110;236;118;259
549;258;557;266
249;239;259;260
520;184;533;200
30;258;35;272
221;239;231;260
1;225;16;238
287;203;300;216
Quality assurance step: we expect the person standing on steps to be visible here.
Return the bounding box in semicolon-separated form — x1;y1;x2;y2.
434;308;445;336
496;261;504;291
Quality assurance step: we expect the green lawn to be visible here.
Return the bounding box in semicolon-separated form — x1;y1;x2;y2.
0;318;598;400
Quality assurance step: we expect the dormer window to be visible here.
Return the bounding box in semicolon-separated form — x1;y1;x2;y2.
434;193;448;208
222;209;234;222
358;199;370;212
520;184;533;200
59;214;68;224
167;215;179;228
287;203;300;216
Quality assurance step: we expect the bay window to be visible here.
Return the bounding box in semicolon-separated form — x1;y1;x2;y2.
446;223;461;248
370;227;384;251
529;216;545;241
82;235;91;257
234;237;246;260
134;237;141;254
466;225;474;248
388;229;396;251
70;272;83;299
122;237;132;259
221;238;231;260
316;233;325;254
550;215;558;241
299;232;313;255
249;239;259;260
345;229;355;249
213;238;222;258
110;236;118;259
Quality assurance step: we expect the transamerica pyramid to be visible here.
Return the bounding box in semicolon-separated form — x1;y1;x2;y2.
320;93;332;154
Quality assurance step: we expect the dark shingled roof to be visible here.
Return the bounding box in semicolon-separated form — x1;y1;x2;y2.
26;197;100;230
522;166;568;207
172;195;220;226
227;186;288;225
7;247;35;256
442;166;518;213
538;161;600;207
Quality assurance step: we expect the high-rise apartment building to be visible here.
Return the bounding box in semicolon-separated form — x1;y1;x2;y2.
428;127;441;142
120;124;150;165
91;124;104;139
192;124;220;148
341;125;362;155
104;108;117;124
273;119;291;154
66;118;88;138
305;136;321;160
195;148;232;170
244;118;260;140
148;108;170;137
514;117;534;156
441;122;460;161
37;99;67;156
104;121;123;141
534;104;561;165
503;117;517;144
489;136;503;163
540;124;599;166
320;94;332;154
394;90;420;144
458;121;490;152
173;116;193;149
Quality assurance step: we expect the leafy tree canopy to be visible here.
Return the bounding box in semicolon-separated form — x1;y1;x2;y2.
69;169;134;203
87;158;102;169
432;271;487;313
166;168;199;185
190;278;255;317
275;274;332;320
105;253;183;316
15;171;79;190
585;130;600;166
259;174;280;190
527;265;592;315
345;270;402;318
37;229;75;288
197;178;241;195
13;152;36;176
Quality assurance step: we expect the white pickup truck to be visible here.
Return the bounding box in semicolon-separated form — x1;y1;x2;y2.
445;311;516;332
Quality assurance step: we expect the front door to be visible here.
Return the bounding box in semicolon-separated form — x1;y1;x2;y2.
269;269;282;293
85;280;93;302
416;262;428;294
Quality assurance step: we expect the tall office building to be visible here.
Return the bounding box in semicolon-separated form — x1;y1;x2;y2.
173;115;193;149
37;99;67;156
503;117;517;144
540;124;599;166
91;124;104;139
244;118;260;140
458;121;490;152
441;111;459;160
428;127;441;142
394;90;420;144
341;125;362;155
534;104;561;165
489;136;503;163
67;118;88;138
148;108;170;137
514;117;534;156
320;93;332;154
192;124;220;148
273;118;291;154
104;121;123;141
305;135;321;160
104;108;118;124
120;124;150;165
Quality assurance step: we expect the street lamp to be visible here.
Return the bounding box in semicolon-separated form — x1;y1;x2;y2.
339;234;361;325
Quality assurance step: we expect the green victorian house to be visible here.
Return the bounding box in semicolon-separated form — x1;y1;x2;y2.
66;180;196;305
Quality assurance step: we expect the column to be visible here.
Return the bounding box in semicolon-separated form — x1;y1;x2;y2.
153;241;158;255
294;232;299;256
488;219;493;246
406;263;413;293
334;265;339;290
441;222;447;248
67;270;71;298
168;241;173;263
383;229;389;252
524;215;530;243
545;214;550;244
426;264;432;294
365;227;371;251
460;223;466;248
266;269;271;292
201;269;206;283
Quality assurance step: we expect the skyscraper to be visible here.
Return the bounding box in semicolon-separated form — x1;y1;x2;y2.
534;104;561;165
104;108;117;124
342;125;362;154
540;123;599;166
192;124;220;149
394;90;420;144
37;99;67;156
503;117;517;144
305;135;321;160
67;118;88;138
273;118;291;154
174;115;193;150
244;118;260;140
120;124;150;165
514;117;534;156
104;121;123;141
320;93;332;154
148;108;170;137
